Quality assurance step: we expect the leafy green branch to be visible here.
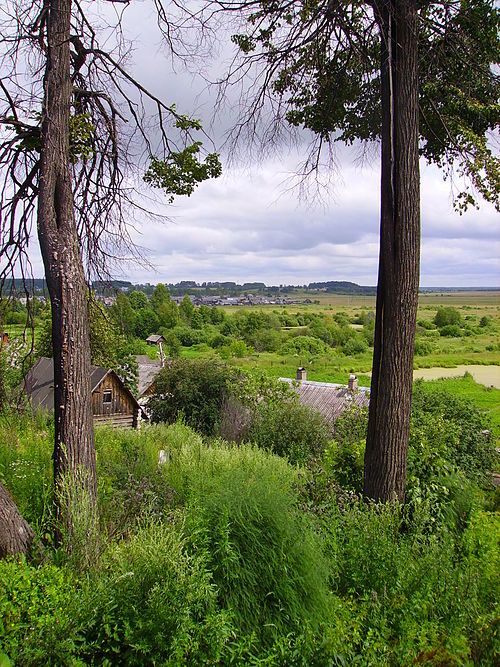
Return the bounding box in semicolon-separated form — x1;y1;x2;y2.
143;143;222;203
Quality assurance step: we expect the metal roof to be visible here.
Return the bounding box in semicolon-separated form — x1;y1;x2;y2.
280;377;370;428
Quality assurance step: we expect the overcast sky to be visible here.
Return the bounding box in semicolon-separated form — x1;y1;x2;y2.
24;1;500;287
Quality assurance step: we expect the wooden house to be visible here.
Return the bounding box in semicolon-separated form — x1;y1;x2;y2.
23;357;141;428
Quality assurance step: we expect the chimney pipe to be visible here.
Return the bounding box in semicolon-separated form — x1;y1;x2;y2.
296;367;307;381
348;374;358;392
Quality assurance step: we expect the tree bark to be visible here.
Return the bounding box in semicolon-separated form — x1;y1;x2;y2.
363;0;420;503
0;480;36;558
37;0;97;537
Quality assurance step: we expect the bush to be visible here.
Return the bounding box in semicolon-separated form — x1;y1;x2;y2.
434;306;461;328
148;359;238;435
342;335;368;356
171;325;208;347
320;503;500;666
209;332;230;349
159;329;181;357
439;324;462;337
417;319;436;330
0;558;78;666
414;337;433;355
280;335;327;356
325;407;369;492
229;339;249;357
410;382;495;483
248;397;331;465
247;328;282;352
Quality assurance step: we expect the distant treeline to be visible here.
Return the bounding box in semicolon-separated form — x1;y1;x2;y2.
4;277;498;299
307;281;376;294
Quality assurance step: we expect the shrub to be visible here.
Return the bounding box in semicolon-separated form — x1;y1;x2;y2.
171;325;207;347
321;503;500;666
410;382;495;483
0;558;78;666
148;359;237;435
209;332;230;348
248;397;331;465
247;328;282;352
159;329;181;357
342;335;368;356
325;407;369;492
414;337;433;355
439;324;462;337
280;335;327;356
306;319;348;348
434;306;461;328
229;339;249;357
417;319;436;330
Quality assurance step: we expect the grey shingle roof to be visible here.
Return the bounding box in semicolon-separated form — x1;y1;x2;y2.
146;334;166;345
23;357;140;411
280;377;370;428
135;355;162;397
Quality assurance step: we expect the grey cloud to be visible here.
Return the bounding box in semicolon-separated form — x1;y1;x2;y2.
20;7;500;288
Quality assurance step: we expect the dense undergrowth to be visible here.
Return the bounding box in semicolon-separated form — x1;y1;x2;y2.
0;381;499;666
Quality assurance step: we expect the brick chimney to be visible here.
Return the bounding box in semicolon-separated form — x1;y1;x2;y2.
296;367;307;381
348;374;358;392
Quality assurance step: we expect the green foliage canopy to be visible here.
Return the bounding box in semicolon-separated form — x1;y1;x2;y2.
230;0;499;211
148;359;238;435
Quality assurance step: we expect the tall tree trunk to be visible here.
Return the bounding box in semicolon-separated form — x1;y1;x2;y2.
0;480;36;558
363;0;420;503
37;0;97;538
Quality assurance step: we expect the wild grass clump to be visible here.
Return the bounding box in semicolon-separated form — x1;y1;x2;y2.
182;442;331;644
76;520;232;666
95;425;180;539
95;422;332;651
0;411;53;534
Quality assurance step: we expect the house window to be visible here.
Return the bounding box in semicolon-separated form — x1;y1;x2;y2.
103;390;112;404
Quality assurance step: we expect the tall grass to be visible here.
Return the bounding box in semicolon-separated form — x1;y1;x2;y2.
0;411;53;536
1;415;499;665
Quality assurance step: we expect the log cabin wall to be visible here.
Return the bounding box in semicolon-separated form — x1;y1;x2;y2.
92;373;138;428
